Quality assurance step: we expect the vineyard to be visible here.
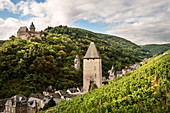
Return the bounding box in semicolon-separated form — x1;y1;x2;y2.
41;51;170;113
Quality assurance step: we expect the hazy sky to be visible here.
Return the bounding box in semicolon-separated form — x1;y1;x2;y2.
0;0;170;45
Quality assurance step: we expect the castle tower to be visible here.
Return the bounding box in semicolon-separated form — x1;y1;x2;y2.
83;42;102;92
29;22;35;32
74;55;80;70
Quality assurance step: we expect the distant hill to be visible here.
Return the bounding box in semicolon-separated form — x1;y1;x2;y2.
0;25;152;98
141;43;170;55
41;51;170;113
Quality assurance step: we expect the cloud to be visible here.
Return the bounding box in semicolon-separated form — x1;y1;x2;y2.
0;17;27;40
105;0;170;44
0;0;170;45
0;0;16;13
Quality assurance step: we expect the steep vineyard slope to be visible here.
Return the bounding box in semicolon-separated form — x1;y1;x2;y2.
42;51;169;113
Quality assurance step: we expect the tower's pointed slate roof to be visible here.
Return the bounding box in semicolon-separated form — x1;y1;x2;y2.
30;22;35;29
83;42;101;59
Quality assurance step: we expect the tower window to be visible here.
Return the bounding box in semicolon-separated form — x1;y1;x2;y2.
95;73;96;78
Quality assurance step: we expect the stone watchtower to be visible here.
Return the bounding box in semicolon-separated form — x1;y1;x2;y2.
83;42;102;92
29;22;35;32
74;55;80;70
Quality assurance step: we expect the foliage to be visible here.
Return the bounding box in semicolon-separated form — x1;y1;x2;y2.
141;43;170;55
43;99;56;110
9;35;15;41
0;40;5;47
41;52;170;113
0;25;152;98
0;37;82;98
92;83;98;90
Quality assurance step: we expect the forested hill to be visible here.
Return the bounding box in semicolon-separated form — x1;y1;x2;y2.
41;50;170;113
141;43;170;55
44;26;152;65
0;25;151;98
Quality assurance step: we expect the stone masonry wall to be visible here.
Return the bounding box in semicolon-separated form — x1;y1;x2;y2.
83;58;102;92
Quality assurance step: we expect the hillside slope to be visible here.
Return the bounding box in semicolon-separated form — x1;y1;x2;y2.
0;25;152;98
41;51;170;113
44;26;152;71
141;43;170;55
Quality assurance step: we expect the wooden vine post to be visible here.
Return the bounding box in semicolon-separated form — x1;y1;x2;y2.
155;70;157;82
165;84;167;104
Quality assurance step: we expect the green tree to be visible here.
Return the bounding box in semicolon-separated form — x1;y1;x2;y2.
9;35;15;41
43;99;56;110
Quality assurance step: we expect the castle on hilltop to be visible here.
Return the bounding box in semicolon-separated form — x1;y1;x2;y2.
17;22;43;40
83;42;102;92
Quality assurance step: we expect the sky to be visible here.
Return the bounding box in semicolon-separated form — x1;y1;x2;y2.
0;0;170;45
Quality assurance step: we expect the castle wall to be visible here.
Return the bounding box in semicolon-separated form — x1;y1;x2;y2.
29;32;42;39
83;58;102;92
17;32;29;39
17;31;42;39
30;28;35;32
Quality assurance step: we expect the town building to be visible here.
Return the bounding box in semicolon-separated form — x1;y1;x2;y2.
17;22;43;40
51;93;61;105
116;71;123;77
27;100;38;113
140;58;150;64
66;87;83;95
27;93;46;112
102;77;108;85
66;88;79;94
55;90;77;101
102;77;107;82
83;42;102;92
122;63;140;76
5;94;27;113
0;98;8;112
